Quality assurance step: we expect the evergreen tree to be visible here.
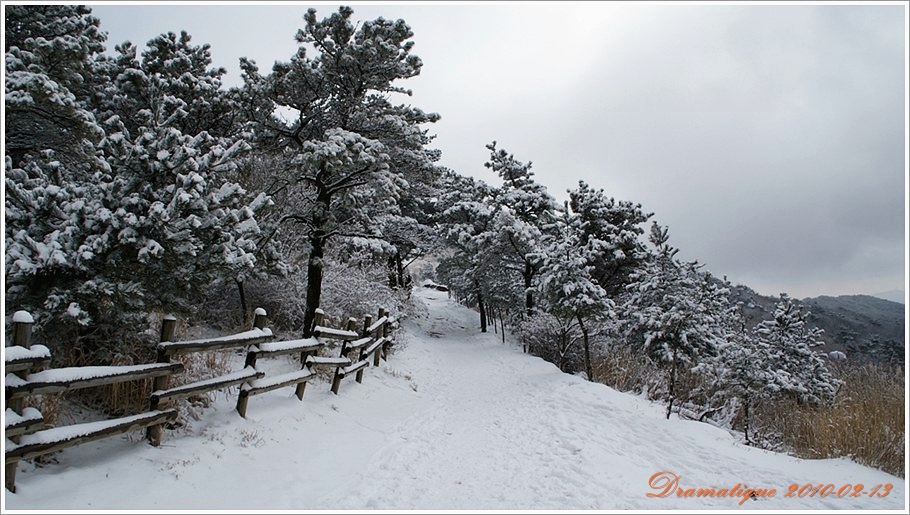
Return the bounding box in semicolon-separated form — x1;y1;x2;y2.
567;181;652;298
702;295;841;443
751;295;840;405
482;142;559;317
534;182;651;379
238;6;439;336
696;302;772;444
5;7;267;360
536;207;613;380
434;172;500;332
4;5;105;167
621;223;730;418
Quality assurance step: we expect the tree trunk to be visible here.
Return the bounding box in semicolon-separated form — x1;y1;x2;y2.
524;261;534;317
302;194;331;338
665;361;677;420
577;313;593;382
499;307;506;344
743;395;752;445
395;250;406;289
477;287;487;333
235;278;248;327
387;254;398;289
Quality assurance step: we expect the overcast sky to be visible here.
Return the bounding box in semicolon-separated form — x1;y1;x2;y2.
88;1;907;300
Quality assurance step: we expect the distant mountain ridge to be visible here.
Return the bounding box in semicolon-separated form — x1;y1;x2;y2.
871;289;905;304
728;285;906;367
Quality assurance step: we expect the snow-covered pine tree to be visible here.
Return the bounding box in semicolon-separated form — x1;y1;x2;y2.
5;5;116;350
238;6;439;336
702;295;841;443
4;5;106;168
288;129;393;336
433;172;503;332
536;205;613;380
751;294;841;405
6;7;268;361
621;223;731;418
696;302;772;444
92;32;269;314
532;181;651;378
567;181;652;299
482;142;560;317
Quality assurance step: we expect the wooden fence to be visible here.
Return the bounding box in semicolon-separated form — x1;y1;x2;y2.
3;307;396;493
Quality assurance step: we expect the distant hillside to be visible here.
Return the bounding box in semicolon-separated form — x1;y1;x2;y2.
728;285;906;367
871;289;905;304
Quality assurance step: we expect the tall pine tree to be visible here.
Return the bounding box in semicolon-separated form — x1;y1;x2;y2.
238;6;439;336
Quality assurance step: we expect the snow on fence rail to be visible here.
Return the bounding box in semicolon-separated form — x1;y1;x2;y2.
3;306;397;492
236;308;395;416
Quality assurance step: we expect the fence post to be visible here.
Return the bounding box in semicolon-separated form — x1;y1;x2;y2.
330;348;346;395
302;308;325;366
252;308;268;331
364;313;381;370
147;315;176;446
245;308;268;369
330;318;358;395
293;308;324;399
379;308;391;360
6;311;34;492
355;314;373;384
361;314;373;338
236;308;269;417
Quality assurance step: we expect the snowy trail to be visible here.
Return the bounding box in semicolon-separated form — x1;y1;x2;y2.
334;289;906;510
3;287;906;511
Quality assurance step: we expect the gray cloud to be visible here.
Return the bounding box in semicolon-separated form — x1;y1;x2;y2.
88;2;906;299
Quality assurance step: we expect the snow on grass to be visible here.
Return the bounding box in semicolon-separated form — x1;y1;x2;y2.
2;288;905;511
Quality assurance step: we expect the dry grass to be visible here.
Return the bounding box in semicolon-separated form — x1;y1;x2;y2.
99;352;154;416
594;347;905;478
753;362;905;478
591;346;664;397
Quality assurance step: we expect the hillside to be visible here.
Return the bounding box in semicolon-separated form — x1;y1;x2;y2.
3;287;905;511
729;285;906;367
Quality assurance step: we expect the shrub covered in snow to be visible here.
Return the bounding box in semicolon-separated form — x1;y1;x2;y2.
5;6;268;365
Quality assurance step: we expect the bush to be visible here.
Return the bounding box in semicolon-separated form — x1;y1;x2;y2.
200;256;411;338
591;344;661;395
515;312;585;374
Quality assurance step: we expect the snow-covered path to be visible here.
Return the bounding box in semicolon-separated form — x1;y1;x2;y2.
3;287;906;511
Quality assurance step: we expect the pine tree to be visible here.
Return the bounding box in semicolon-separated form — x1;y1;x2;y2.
5;5;106;168
238;6;439;336
482;142;559;317
621;223;730;418
567;181;652;298
537;207;613;380
751;295;840;405
6;8;268;360
697;302;772;444
434;172;501;332
702;295;841;443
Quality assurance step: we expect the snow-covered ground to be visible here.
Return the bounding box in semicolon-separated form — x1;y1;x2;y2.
3;287;906;511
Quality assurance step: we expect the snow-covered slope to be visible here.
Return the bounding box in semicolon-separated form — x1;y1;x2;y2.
3;288;906;511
